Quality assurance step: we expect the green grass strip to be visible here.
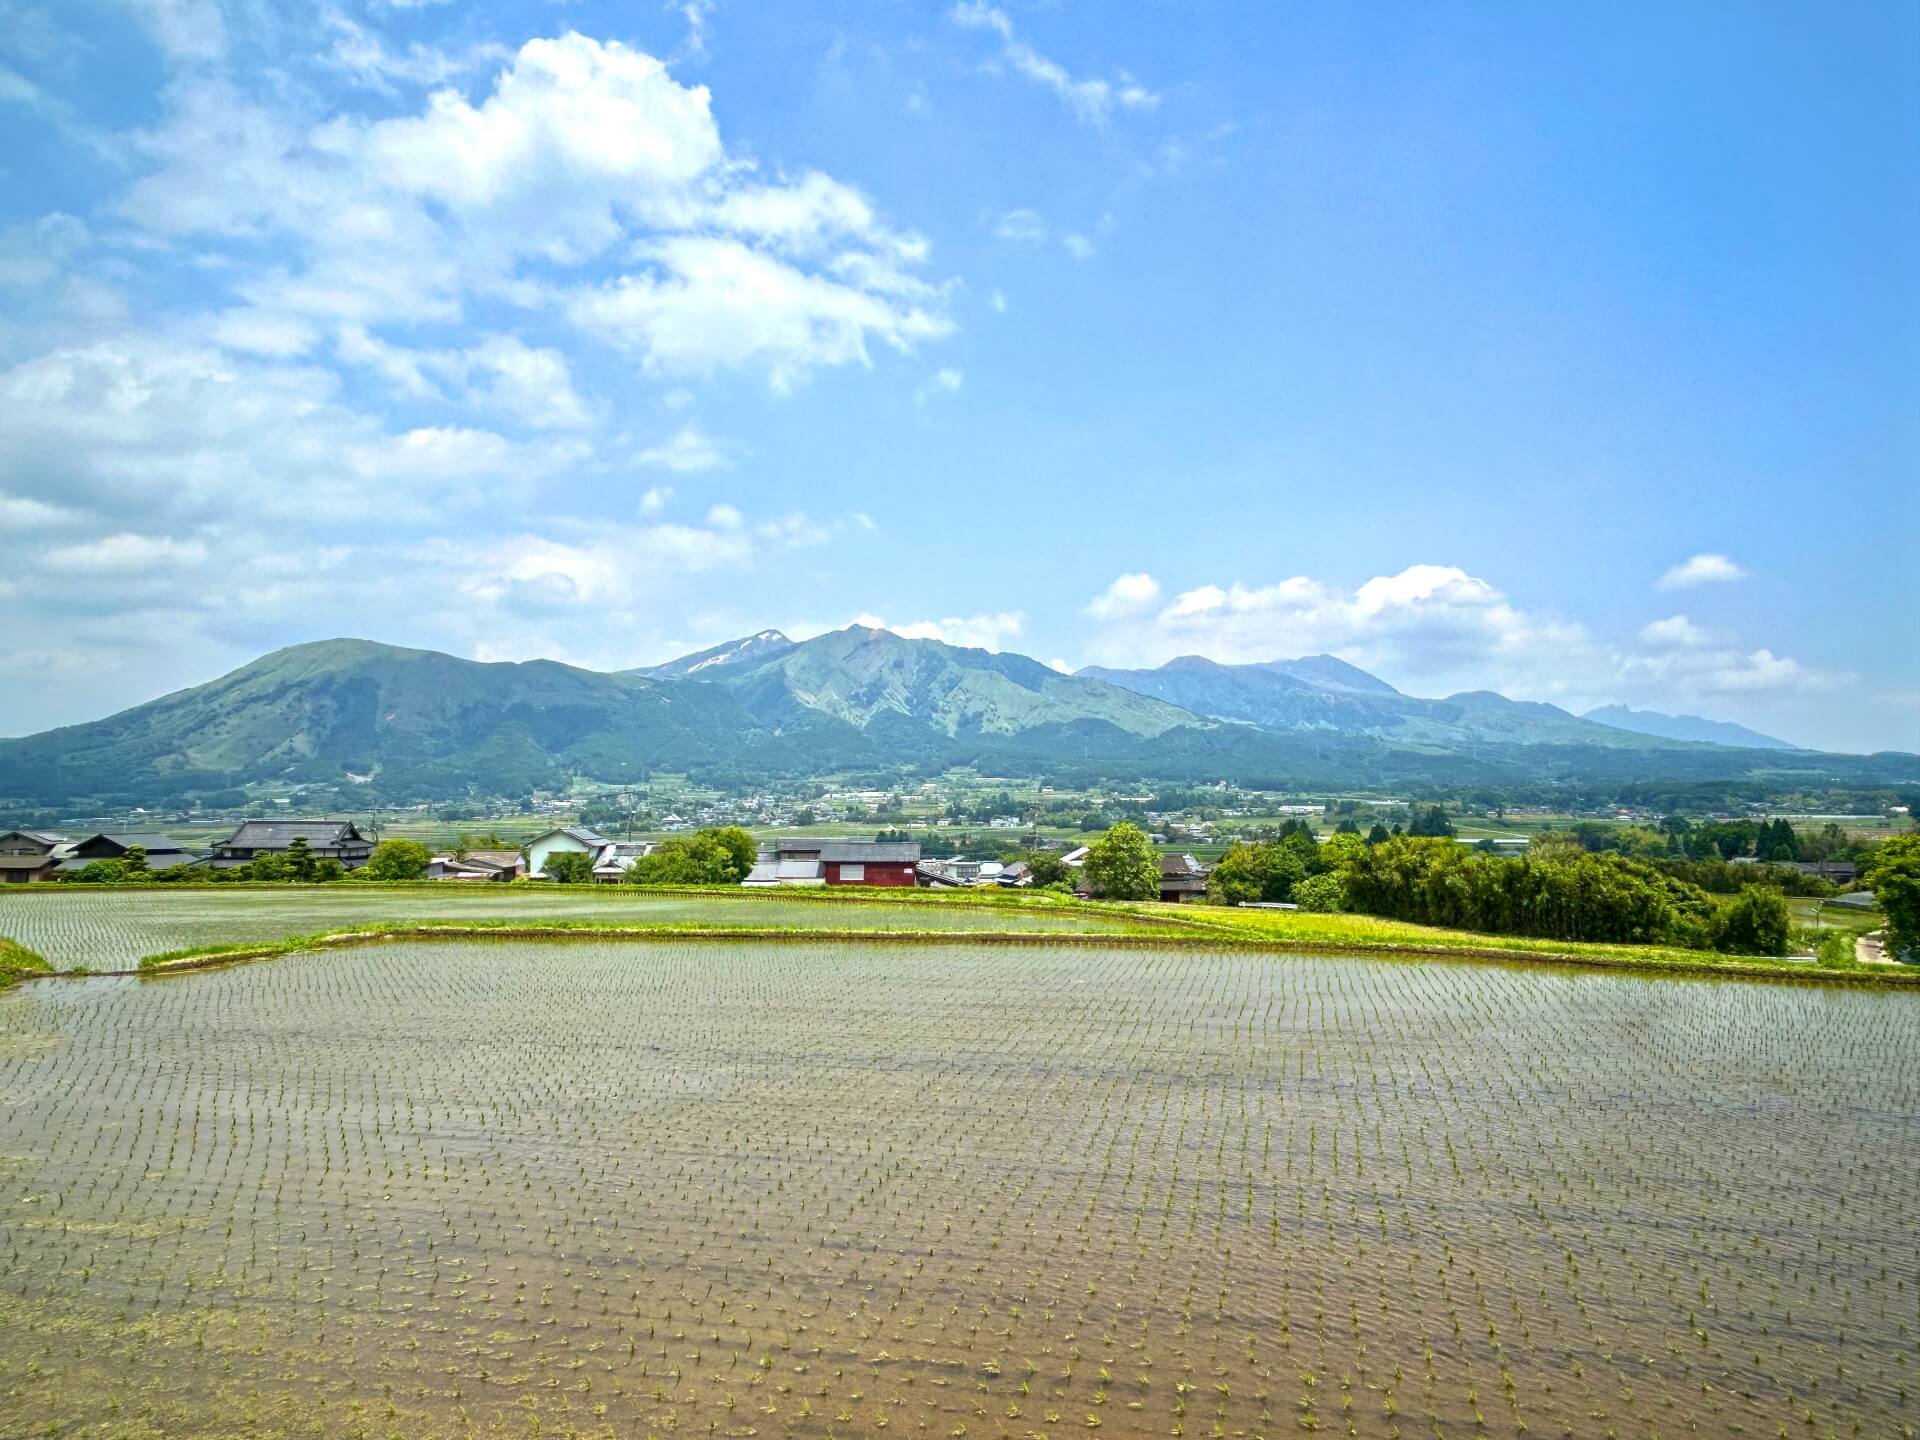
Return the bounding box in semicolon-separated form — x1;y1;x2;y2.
99;918;1920;989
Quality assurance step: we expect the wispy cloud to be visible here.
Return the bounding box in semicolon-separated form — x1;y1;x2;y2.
949;3;1157;125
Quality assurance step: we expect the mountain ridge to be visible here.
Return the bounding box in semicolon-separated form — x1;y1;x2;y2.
0;632;1907;811
1583;704;1797;751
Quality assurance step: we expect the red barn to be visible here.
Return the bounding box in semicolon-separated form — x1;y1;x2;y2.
773;838;920;887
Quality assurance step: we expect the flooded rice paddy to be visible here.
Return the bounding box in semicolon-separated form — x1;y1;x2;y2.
0;939;1915;1439
0;888;1144;971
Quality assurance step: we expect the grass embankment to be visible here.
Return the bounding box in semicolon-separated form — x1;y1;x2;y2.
114;899;1920;988
0;936;52;989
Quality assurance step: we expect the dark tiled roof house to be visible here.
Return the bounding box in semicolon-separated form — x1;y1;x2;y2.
209;819;376;870
0;830;70;884
55;833;200;875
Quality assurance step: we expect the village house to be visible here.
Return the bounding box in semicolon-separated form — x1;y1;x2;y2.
524;825;610;878
208;819;375;871
56;832;200;875
426;849;526;882
0;830;72;883
592;841;654;883
1157;853;1211;903
752;838;920;887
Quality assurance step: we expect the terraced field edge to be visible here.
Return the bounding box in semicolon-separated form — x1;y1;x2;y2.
94;920;1920;988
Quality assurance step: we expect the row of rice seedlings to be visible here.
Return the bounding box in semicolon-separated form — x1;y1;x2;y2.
0;940;1913;1438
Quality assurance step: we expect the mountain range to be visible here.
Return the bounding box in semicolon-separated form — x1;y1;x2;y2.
0;629;1908;810
1579;705;1794;751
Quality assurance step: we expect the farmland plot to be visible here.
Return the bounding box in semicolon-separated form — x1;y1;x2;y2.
0;887;1141;970
0;940;1915;1439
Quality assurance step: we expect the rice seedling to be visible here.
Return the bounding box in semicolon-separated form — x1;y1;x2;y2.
0;938;1912;1439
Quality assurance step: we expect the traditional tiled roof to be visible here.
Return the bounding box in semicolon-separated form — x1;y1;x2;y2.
777;839;920;863
218;819;371;849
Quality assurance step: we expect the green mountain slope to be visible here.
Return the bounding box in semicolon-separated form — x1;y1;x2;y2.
1079;655;1673;750
706;626;1194;738
0;639;785;805
1583;704;1796;750
0;633;1911;811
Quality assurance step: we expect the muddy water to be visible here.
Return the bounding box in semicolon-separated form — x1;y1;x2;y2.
0;887;1145;970
0;941;1913;1438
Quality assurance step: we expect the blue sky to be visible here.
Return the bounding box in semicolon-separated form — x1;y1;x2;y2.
1;0;1913;753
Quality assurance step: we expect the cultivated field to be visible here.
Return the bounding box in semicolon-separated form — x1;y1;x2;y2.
0;887;1149;971
1;939;1913;1439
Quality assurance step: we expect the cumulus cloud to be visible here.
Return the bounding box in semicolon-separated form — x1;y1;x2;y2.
1083;571;1161;620
858;611;1026;651
1081;562;1834;713
1657;553;1748;590
117;32;953;387
1639;614;1715;649
949;3;1157;125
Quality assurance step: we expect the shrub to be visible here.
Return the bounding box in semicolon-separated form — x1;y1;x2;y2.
1712;886;1791;956
1293;872;1348;913
362;838;434;881
540;851;594;884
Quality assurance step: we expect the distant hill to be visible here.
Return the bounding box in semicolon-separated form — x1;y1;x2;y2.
1583;705;1796;751
0;632;1907;811
1078;655;1658;750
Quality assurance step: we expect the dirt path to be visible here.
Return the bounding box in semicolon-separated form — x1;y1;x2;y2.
1856;930;1898;965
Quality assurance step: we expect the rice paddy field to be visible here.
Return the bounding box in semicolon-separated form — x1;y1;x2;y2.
1;938;1915;1440
0;888;1150;972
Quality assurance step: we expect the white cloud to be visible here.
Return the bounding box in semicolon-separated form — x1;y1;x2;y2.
949;3;1158;125
1639;614;1714;649
0;493;83;530
639;484;673;514
43;532;209;573
1657;552;1748;590
1083;571;1161;620
117;32;954;388
636;425;726;472
459;335;590;430
756;513;830;547
212;307;320;357
992;208;1048;244
706;502;742;529
1061;232;1095;260
124;0;226;63
1082;562;1833;713
870;611;1026;651
914;367;964;406
569;234;951;389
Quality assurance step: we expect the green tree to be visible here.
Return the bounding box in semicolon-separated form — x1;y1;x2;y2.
1365;823;1391;846
283;835;317;882
1408;805;1456;839
627;828;759;886
1865;833;1920;960
121;844;150;877
1712;886;1790;956
540;850;594;884
1083;822;1160;901
363;837;434;881
1293;871;1348;913
708;826;758;882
